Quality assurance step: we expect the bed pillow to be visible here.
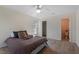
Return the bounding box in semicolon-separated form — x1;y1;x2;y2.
18;31;28;40
13;31;19;38
10;32;14;37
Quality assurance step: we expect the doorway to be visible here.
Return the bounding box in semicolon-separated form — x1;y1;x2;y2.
61;17;70;41
42;21;47;37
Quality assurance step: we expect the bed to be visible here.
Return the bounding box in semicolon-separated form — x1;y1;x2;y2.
5;36;48;54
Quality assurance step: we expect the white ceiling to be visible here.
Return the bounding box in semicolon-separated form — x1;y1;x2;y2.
2;5;79;19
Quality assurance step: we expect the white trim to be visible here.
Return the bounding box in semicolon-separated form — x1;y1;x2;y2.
31;42;47;54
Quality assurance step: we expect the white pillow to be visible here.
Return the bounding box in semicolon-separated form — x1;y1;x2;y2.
10;32;14;37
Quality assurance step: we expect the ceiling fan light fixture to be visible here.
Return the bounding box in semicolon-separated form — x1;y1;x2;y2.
35;5;42;13
36;9;41;13
35;5;42;9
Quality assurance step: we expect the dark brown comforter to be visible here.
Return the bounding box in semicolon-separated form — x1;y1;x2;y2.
5;36;47;54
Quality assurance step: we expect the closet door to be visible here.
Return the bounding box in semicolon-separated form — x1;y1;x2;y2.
61;17;69;41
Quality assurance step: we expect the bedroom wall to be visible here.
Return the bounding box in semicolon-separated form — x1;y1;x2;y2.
76;9;79;47
45;13;76;43
0;6;39;47
69;13;76;43
46;16;61;40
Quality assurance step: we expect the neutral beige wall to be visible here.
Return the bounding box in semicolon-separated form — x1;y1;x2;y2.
69;13;76;43
76;9;79;47
0;15;10;47
0;6;39;47
45;13;76;43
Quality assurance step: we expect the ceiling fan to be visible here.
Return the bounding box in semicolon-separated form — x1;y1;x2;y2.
35;5;42;13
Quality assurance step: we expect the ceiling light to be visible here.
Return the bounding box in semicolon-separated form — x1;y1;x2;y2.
35;5;42;13
36;9;41;13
